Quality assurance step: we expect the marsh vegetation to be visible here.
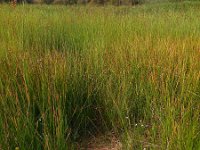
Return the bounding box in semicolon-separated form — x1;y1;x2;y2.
0;2;200;149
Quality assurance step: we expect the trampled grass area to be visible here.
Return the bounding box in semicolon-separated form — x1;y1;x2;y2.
0;2;200;149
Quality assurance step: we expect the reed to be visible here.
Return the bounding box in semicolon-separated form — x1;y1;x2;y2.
0;2;200;149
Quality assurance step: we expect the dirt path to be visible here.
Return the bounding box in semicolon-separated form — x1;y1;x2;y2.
79;132;122;150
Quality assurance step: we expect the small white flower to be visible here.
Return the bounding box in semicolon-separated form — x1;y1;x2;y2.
135;124;137;126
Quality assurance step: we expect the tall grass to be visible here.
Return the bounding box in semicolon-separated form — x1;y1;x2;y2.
0;3;200;149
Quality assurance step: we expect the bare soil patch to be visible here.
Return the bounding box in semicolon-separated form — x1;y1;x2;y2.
78;132;122;150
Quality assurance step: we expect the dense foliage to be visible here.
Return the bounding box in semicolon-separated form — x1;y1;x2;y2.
0;2;200;149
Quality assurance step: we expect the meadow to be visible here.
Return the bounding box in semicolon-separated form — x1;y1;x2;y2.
0;2;200;149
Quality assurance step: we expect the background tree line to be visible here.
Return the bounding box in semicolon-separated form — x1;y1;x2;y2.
0;0;141;5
